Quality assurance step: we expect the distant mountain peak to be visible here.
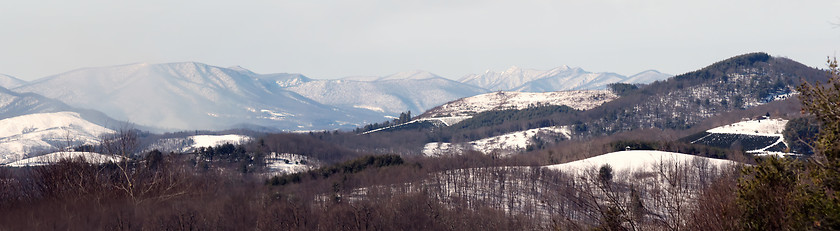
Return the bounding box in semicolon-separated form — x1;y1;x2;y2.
459;64;670;92
622;70;673;84
379;70;442;81
503;66;521;74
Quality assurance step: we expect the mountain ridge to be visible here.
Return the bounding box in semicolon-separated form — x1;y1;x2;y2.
0;74;26;89
460;66;672;92
14;62;378;131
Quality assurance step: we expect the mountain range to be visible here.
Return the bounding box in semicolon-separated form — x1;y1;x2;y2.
459;66;671;91
2;63;670;132
13;62;382;131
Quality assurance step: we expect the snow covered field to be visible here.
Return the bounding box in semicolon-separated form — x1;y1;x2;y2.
544;150;737;175
694;118;790;156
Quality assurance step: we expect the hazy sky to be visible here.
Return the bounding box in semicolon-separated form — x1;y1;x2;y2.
1;0;838;80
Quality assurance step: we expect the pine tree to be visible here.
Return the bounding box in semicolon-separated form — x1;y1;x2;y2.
738;57;840;230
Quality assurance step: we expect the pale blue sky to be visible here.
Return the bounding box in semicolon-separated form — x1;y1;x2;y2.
1;0;838;80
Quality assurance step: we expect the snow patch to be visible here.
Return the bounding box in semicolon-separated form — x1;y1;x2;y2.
189;135;251;149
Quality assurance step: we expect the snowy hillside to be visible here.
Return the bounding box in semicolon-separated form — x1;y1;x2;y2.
14;62;379;131
0;74;26;89
460;66;671;92
420;90;617;122
544;150;737;175
4;151;123;167
690;118;790;156
285;72;488;117
707;118;788;135
423;126;571;157
0;112;115;164
364;90;615;134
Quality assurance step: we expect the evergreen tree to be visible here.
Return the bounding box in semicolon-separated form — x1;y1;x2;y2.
738;57;840;230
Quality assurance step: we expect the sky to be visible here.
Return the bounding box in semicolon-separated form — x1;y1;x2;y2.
1;0;839;80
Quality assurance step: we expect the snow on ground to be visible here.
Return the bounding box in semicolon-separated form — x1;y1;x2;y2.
423;126;571;157
265;153;318;175
707;118;787;136
544;150;737;175
189;134;251;149
4;151;124;167
0;112;114;164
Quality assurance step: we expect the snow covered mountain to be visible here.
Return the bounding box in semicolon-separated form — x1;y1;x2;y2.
0;112;115;164
459;66;563;91
621;70;672;84
459;66;672;92
13;62;380;131
341;70;444;82
510;68;625;92
285;70;489;117
0;74;26;89
7;62;668;132
0;86;71;118
0;85;121;128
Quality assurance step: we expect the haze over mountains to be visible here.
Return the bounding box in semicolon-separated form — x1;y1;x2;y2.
13;62;381;131
459;66;672;91
2;63;671;132
0;74;26;89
